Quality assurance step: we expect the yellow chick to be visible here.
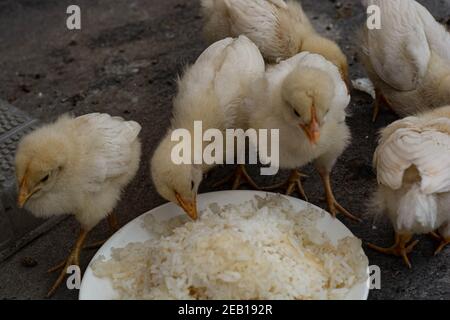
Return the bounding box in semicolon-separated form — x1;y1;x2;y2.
201;0;350;87
247;52;359;221
15;113;141;296
369;106;450;268
151;36;265;220
360;0;450;121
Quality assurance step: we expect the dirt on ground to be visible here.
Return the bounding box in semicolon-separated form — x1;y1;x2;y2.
0;0;450;300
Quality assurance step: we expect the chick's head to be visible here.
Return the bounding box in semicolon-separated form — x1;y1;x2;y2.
302;36;349;90
151;136;203;220
281;66;335;144
15;128;70;209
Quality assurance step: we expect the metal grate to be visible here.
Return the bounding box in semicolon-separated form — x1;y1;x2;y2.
0;100;62;261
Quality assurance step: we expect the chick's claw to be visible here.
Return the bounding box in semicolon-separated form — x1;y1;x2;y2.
83;239;106;251
262;170;308;201
47;254;79;298
285;180;308;201
47;229;88;298
434;239;450;255
429;232;450;255
367;233;419;269
327;198;361;222
47;260;67;273
317;168;360;222
213;165;261;190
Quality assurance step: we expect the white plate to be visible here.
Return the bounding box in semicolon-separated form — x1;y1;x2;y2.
79;190;370;300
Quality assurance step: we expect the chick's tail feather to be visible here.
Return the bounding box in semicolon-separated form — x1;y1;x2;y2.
396;183;438;232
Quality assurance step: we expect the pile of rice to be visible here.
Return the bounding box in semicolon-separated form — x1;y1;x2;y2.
92;194;368;300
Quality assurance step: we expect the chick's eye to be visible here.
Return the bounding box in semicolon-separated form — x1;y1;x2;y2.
40;174;49;183
293;109;301;118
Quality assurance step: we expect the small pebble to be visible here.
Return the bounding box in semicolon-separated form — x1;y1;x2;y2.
19;84;31;93
21;257;38;268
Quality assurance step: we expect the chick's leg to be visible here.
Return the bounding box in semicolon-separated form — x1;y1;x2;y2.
434;238;450;255
107;212;119;232
429;231;450;255
372;89;394;122
213;164;261;190
47;228;88;297
84;213;119;250
367;233;419;269
316;166;361;222
262;170;308;201
372;89;382;122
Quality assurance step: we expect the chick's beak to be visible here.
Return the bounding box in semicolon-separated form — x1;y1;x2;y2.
17;176;31;208
175;193;198;220
300;106;320;145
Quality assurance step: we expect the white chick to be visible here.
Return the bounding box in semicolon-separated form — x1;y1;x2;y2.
151;36;265;219
201;0;350;87
360;0;450;121
247;52;358;221
15;113;141;296
369;106;450;268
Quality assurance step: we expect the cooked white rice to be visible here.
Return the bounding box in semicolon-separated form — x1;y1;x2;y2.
92;194;368;300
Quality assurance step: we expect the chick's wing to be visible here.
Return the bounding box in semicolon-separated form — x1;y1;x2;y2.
374;117;450;195
74;113;141;191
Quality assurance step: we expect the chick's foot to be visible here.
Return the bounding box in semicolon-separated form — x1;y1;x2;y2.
47;229;88;297
213;165;261;190
262;170;308;201
326;194;361;222
429;232;450;255
317;169;360;222
367;233;419;269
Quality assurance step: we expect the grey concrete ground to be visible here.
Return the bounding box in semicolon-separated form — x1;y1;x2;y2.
0;0;449;300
